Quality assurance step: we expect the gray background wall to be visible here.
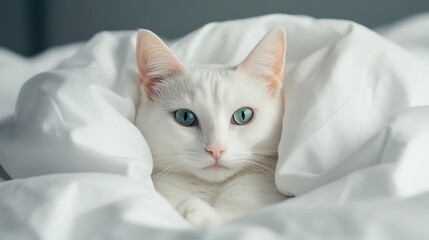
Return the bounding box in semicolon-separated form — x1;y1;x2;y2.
1;0;429;56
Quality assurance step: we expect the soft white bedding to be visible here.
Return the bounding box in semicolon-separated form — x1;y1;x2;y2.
1;14;429;239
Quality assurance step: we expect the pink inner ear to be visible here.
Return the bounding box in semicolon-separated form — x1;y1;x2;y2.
266;76;281;95
136;29;184;100
272;40;286;78
237;27;286;96
140;76;160;100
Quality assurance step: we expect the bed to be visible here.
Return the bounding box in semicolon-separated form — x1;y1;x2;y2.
1;14;429;239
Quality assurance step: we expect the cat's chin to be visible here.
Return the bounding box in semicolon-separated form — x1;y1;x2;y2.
189;167;237;183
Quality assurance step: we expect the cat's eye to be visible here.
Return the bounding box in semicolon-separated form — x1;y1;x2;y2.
232;107;254;125
174;109;197;127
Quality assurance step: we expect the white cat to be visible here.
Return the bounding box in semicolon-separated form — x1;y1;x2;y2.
135;27;287;226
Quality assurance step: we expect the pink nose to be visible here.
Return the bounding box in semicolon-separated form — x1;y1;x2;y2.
205;147;225;160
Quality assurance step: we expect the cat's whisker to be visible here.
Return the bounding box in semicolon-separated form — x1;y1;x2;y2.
246;161;274;170
153;154;183;161
235;148;278;153
153;151;201;162
242;155;277;161
153;160;185;171
229;154;277;164
152;163;184;182
240;164;269;176
234;156;277;171
231;152;278;158
229;157;275;176
153;151;200;159
250;151;278;155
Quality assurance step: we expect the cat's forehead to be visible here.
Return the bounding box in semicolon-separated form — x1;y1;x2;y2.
154;68;271;110
191;68;270;94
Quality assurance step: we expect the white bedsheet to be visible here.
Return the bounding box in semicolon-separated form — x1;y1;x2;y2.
1;14;429;239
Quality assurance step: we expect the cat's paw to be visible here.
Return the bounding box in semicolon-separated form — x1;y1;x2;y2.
176;197;222;227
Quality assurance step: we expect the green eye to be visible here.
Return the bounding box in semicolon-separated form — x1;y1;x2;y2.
232;107;254;125
174;109;197;126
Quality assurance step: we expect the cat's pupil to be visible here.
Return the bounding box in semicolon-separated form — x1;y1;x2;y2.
184;112;188;121
241;110;245;120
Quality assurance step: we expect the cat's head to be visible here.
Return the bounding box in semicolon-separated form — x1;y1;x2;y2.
135;27;286;182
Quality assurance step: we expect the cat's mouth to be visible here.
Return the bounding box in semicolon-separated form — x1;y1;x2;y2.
202;162;230;170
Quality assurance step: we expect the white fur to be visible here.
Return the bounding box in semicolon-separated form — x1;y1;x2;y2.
135;28;287;226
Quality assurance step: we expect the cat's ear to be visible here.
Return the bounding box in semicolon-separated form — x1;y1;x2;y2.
237;27;286;94
136;29;185;100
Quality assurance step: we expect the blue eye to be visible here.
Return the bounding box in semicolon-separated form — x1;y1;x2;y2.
174;109;197;126
232;107;254;125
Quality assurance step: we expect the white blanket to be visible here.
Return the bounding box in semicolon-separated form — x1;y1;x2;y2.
1;14;429;239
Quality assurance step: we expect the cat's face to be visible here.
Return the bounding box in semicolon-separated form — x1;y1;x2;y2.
135;28;286;182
